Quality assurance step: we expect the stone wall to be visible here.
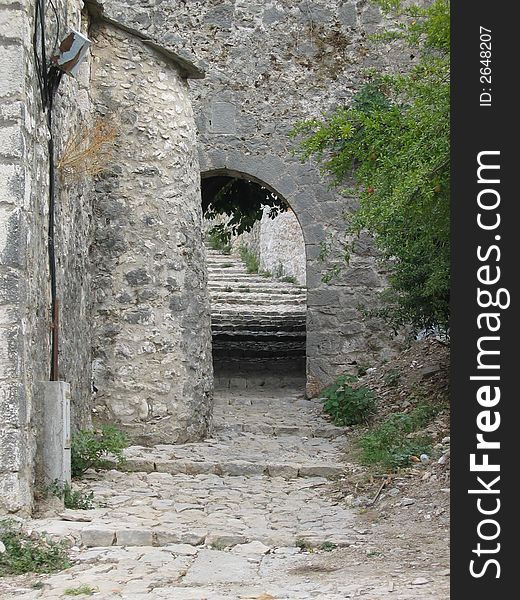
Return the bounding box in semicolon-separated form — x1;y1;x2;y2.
0;0;93;515
89;22;213;445
259;208;306;286
99;0;408;393
1;0;212;514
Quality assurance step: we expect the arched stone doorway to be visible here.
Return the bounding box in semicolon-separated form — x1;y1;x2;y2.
201;169;308;385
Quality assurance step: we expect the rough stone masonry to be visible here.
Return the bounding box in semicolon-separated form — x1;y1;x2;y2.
0;0;212;514
0;0;408;515
98;0;407;394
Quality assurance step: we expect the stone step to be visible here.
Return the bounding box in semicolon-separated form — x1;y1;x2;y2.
212;421;345;440
210;286;305;294
210;295;305;306
211;331;306;341
211;319;305;335
117;458;344;480
212;308;306;317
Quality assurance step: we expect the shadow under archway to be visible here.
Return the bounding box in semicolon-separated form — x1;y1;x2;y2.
201;169;307;384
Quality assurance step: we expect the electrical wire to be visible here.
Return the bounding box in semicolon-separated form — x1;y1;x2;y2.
32;0;64;379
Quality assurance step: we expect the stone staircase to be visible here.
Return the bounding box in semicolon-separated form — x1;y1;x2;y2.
206;246;306;381
28;386;353;552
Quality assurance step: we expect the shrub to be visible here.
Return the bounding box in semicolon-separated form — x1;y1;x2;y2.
48;481;95;510
0;520;70;576
71;425;128;478
239;246;260;274
292;0;450;333
358;404;437;471
320;373;376;426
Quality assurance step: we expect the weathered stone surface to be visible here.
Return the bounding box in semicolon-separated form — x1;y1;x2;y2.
1;384;448;598
81;527;116;547
116;528;154;547
0;0;94;515
94;0;407;393
183;550;258;584
89;22;213;444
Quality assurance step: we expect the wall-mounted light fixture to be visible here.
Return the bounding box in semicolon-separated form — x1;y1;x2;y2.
51;29;91;77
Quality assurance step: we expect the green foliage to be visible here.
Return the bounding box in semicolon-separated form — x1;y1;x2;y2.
48;481;95;510
319;541;337;552
358;402;439;470
64;584;97;596
239;246;260;274
71;425;128;478
293;0;450;332
207;225;232;253
320;373;376;426
0;520;70;576
202;175;288;239
383;367;401;387
295;538;313;552
280;275;297;284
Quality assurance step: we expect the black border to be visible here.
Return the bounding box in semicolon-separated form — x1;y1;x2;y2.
451;2;517;596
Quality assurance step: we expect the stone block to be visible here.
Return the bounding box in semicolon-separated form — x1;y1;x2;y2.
210;101;237;134
299;465;344;478
0;204;25;268
206;532;248;548
338;2;357;28
116;528;154;546
81;527;116;547
0;471;32;514
36;381;71;486
0;123;23;159
0;164;23;206
266;464;299;479
221;460;266;477
0;47;23;97
307;289;340;308
155;529;206;546
0;382;26;427
0;427;26;473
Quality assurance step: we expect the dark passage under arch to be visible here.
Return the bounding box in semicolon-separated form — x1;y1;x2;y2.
201;170;307;381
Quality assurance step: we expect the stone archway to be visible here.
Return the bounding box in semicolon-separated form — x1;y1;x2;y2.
201;169;308;384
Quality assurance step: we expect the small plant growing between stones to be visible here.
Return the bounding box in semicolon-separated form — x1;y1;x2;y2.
356;363;370;377
320;374;376;426
210;540;228;551
319;541;337;552
71;425;128;478
64;584;97;596
0;520;70;576
47;481;95;510
295;538;313;552
280;275;297;284
239;246;260;274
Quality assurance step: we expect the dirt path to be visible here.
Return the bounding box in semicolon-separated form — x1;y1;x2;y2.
0;385;449;599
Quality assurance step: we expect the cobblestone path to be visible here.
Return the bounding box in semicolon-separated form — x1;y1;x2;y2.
1;386;448;599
